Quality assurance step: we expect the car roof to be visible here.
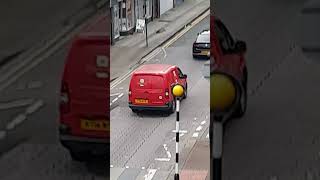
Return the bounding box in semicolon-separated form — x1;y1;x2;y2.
199;29;210;36
133;64;175;75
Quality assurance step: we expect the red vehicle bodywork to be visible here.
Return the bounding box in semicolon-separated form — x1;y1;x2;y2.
59;14;109;160
210;15;246;82
129;64;187;113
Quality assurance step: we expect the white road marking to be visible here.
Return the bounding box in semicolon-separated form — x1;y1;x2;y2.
192;132;199;138
172;130;188;133
25;100;44;114
201;120;206;125
0;98;34;110
119;87;124;90
111;93;121;97
194;117;197;120
206;133;209;139
6;114;27;130
144;169;157;180
155;144;172;162
142;167;145;170
112;97;118;103
171;133;185;140
162;47;167;59
0;131;6;139
118;93;124;98
205;115;208;119
154;158;170;162
196;126;203;131
110;165;114;168
125;166;129;169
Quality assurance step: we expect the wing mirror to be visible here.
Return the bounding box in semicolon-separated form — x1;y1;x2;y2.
234;40;247;53
180;74;187;79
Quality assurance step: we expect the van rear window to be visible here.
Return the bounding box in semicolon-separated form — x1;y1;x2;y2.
132;75;164;89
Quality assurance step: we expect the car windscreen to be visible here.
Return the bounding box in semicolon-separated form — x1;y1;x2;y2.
196;34;210;43
132;75;165;89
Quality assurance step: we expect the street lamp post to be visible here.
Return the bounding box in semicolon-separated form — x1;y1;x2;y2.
172;84;185;180
144;0;148;47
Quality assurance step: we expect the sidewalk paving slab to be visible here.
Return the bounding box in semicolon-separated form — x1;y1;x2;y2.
111;0;210;80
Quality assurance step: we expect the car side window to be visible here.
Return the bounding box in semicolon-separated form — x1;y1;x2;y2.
215;20;235;54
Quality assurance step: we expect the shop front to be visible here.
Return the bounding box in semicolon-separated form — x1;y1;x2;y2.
119;0;135;35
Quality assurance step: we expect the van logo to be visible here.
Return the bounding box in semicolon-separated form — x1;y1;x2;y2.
96;55;109;67
139;79;144;86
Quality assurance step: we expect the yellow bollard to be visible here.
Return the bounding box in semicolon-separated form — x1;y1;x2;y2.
210;74;236;111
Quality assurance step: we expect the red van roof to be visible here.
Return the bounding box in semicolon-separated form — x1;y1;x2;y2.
134;64;175;75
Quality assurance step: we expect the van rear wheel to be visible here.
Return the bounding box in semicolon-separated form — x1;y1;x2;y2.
169;100;176;114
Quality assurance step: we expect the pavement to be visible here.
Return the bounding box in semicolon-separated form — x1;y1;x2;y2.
111;0;210;81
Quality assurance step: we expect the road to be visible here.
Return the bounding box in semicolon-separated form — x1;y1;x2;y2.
110;16;210;179
215;0;320;179
0;0;101;62
0;10;107;180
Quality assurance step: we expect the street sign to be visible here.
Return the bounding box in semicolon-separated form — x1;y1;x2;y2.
136;19;145;33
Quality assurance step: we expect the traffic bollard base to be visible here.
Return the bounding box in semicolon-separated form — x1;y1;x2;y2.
174;174;179;180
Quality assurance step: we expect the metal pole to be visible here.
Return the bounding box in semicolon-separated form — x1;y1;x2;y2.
175;98;180;180
210;117;223;180
144;0;148;47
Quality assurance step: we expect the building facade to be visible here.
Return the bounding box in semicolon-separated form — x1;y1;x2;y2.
111;0;184;45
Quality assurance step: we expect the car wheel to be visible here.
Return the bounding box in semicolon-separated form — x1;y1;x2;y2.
183;84;188;99
233;81;247;118
169;100;176;114
132;109;138;113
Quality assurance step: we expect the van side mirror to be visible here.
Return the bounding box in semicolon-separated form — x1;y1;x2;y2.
234;40;247;53
180;74;187;79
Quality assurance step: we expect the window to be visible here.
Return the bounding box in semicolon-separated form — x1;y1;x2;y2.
215;20;235;54
196;33;210;43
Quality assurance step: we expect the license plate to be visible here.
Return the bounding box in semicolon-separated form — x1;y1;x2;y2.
80;119;108;131
135;99;148;103
201;50;209;55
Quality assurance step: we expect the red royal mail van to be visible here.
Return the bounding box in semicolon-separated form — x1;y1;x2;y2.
59;14;109;162
129;64;188;114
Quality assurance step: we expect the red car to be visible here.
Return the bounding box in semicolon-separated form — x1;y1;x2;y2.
59;14;109;161
129;64;188;114
211;15;248;118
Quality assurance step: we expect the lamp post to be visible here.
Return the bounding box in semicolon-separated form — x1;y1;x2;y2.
144;0;148;47
172;84;185;180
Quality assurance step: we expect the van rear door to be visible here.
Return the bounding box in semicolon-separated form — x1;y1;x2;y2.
62;35;109;138
131;74;167;106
